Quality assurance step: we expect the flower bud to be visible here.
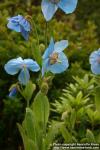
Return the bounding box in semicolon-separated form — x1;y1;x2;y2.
61;111;68;120
9;84;18;98
41;82;48;94
39;43;45;53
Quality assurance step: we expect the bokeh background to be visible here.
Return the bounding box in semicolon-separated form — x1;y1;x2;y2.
0;0;100;149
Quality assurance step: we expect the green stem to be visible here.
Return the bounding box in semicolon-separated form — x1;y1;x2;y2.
45;22;48;48
43;97;46;150
31;19;42;65
32;19;40;52
44;99;46;136
23;68;30;107
27;99;29;107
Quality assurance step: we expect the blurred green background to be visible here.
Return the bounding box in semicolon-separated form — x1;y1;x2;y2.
0;0;100;149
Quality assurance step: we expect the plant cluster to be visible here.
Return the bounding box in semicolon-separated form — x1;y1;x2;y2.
0;0;100;150
52;74;100;143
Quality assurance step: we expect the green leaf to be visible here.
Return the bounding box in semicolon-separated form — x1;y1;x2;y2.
94;111;100;121
23;108;37;141
95;87;100;112
22;81;36;102
23;108;43;150
28;139;38;150
70;109;76;129
76;91;83;105
80;138;88;143
86;108;94;122
60;125;72;142
17;123;37;150
17;123;28;150
45;122;63;149
32;91;50;129
86;129;95;142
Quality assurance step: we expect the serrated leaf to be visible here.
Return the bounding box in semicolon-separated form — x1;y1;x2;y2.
60;125;72;142
94;111;100;121
70;109;76;129
45;122;63;149
86;129;95;142
76;91;83;104
86;108;94;122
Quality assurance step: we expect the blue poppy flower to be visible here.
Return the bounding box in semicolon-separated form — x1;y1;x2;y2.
41;0;78;21
7;15;31;40
4;57;40;85
42;38;69;76
89;48;100;75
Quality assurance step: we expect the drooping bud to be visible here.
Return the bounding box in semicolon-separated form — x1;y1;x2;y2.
9;84;18;98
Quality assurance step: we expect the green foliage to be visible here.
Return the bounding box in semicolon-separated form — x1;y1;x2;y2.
52;74;100;143
52;74;94;113
95;86;100;113
0;0;100;149
18;91;61;150
76;0;100;39
0;1;99;102
17;109;39;150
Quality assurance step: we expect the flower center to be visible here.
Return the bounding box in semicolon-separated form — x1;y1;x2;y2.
97;57;100;64
22;64;27;68
50;52;59;65
50;0;60;4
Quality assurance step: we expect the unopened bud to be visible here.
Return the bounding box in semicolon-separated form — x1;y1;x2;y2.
39;43;45;53
61;111;68;120
41;83;48;94
9;84;18;98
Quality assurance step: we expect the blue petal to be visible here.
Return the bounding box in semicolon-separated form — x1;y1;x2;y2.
91;63;100;75
7;15;23;32
42;58;49;76
41;0;58;21
4;57;23;75
20;18;31;31
21;26;29;40
7;22;21;32
24;59;40;72
54;40;68;53
89;49;100;65
47;52;69;73
18;68;30;85
8;15;23;23
58;0;78;14
42;38;55;59
8;15;23;22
